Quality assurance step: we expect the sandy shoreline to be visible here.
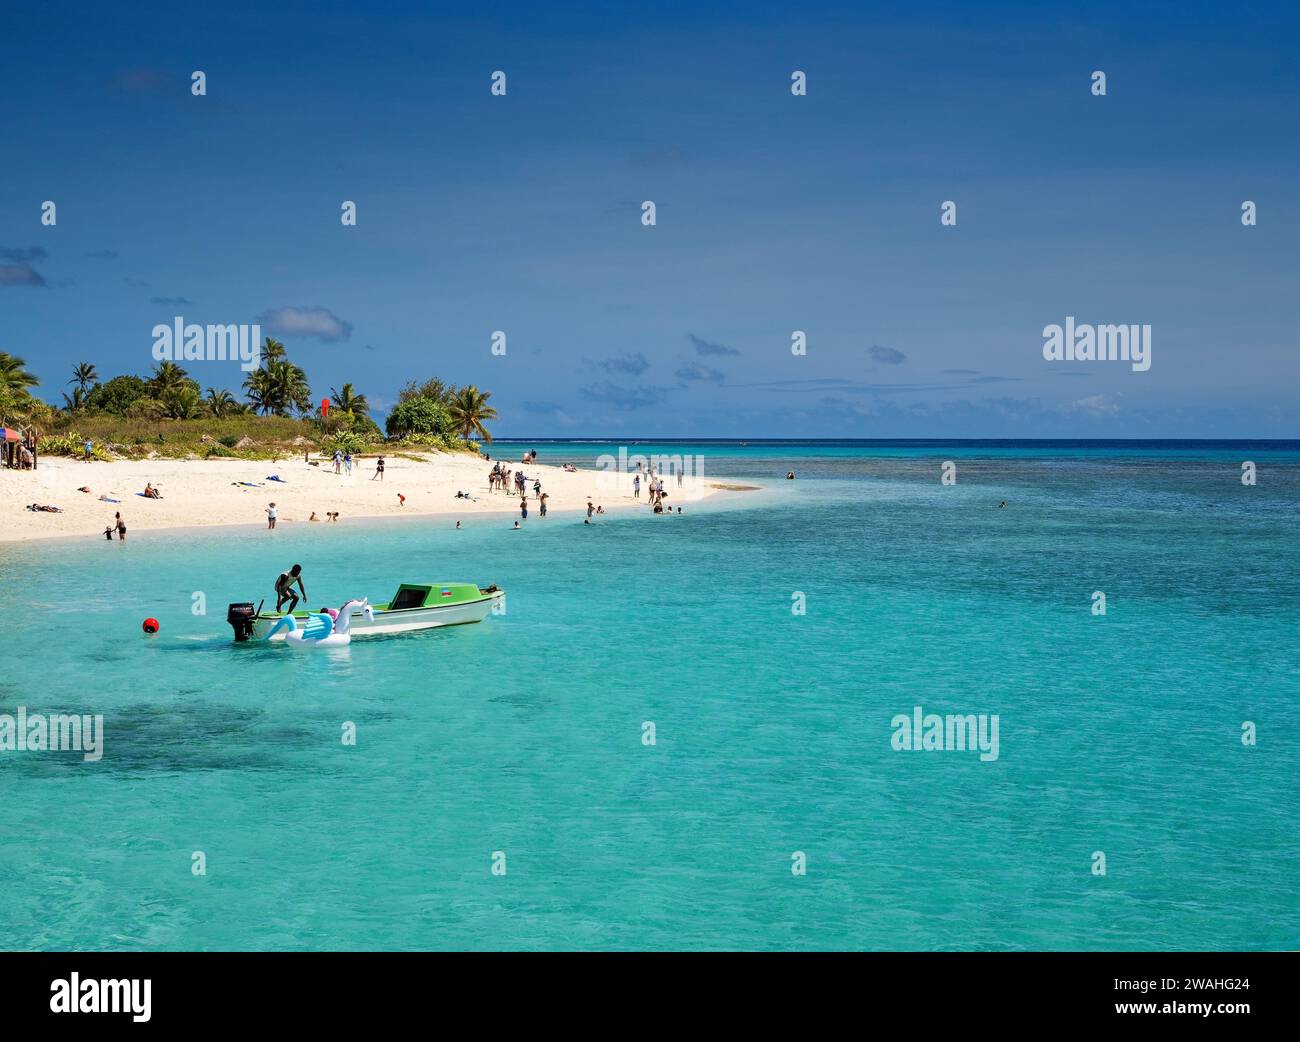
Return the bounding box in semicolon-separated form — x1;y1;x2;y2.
0;452;739;544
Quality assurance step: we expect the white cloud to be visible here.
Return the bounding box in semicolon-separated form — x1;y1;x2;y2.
256;305;352;342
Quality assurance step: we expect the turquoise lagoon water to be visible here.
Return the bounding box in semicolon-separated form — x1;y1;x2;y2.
1;440;1298;951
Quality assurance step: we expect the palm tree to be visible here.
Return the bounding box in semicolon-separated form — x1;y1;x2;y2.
448;385;498;443
158;386;202;419
206;388;237;417
274;360;312;416
330;383;369;419
0;352;39;395
0;353;39;425
62;386;89;412
69;362;99;393
149;361;190;396
243;357;310;416
260;337;287;365
243;366;274;414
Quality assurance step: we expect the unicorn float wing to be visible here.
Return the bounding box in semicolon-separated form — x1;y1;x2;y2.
264;599;368;647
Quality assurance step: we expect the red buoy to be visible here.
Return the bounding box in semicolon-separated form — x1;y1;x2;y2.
142;618;160;634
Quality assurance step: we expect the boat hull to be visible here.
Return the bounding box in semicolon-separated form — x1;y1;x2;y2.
254;590;501;642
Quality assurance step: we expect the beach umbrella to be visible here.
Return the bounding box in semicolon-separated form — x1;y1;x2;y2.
1;428;20;442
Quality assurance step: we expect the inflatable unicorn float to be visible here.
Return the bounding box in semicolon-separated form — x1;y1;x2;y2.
264;598;372;647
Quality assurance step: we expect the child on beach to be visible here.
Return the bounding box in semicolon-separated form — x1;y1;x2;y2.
266;503;278;529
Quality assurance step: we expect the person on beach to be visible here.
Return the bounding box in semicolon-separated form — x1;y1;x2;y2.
266;502;278;529
398;493;406;507
344;451;353;476
143;483;162;499
275;564;306;612
115;513;126;540
539;493;548;517
587;500;594;518
103;524;114;541
309;512;320;521
596;505;604;514
372;456;385;481
520;497;528;520
455;520;461;529
512;521;520;530
333;449;342;474
633;474;640;499
83;439;93;462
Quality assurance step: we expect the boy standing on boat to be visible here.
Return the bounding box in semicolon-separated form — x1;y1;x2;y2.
275;564;307;612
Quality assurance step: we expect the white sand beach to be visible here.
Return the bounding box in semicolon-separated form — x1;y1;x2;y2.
1;452;732;543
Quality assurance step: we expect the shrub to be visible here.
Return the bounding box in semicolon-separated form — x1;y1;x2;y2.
385;396;452;439
83;375;150;416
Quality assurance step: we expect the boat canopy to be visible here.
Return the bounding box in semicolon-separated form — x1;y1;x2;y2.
382;583;487;610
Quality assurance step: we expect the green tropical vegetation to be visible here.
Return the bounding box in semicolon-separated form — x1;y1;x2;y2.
0;339;494;461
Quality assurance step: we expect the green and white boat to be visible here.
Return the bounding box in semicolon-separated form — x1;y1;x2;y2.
227;583;503;642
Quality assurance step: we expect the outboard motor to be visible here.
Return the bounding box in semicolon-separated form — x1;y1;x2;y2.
227;602;257;642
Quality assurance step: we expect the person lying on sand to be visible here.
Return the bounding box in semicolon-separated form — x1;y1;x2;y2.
27;503;63;512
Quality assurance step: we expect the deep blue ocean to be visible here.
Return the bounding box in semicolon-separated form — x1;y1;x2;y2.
1;440;1297;950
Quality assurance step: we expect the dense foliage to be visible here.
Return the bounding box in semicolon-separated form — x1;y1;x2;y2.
0;341;494;461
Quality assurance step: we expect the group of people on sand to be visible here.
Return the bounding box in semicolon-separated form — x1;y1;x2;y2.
330;449;354;476
631;462;678;514
487;461;536;496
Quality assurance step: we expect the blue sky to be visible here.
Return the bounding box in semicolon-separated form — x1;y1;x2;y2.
2;0;1297;437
